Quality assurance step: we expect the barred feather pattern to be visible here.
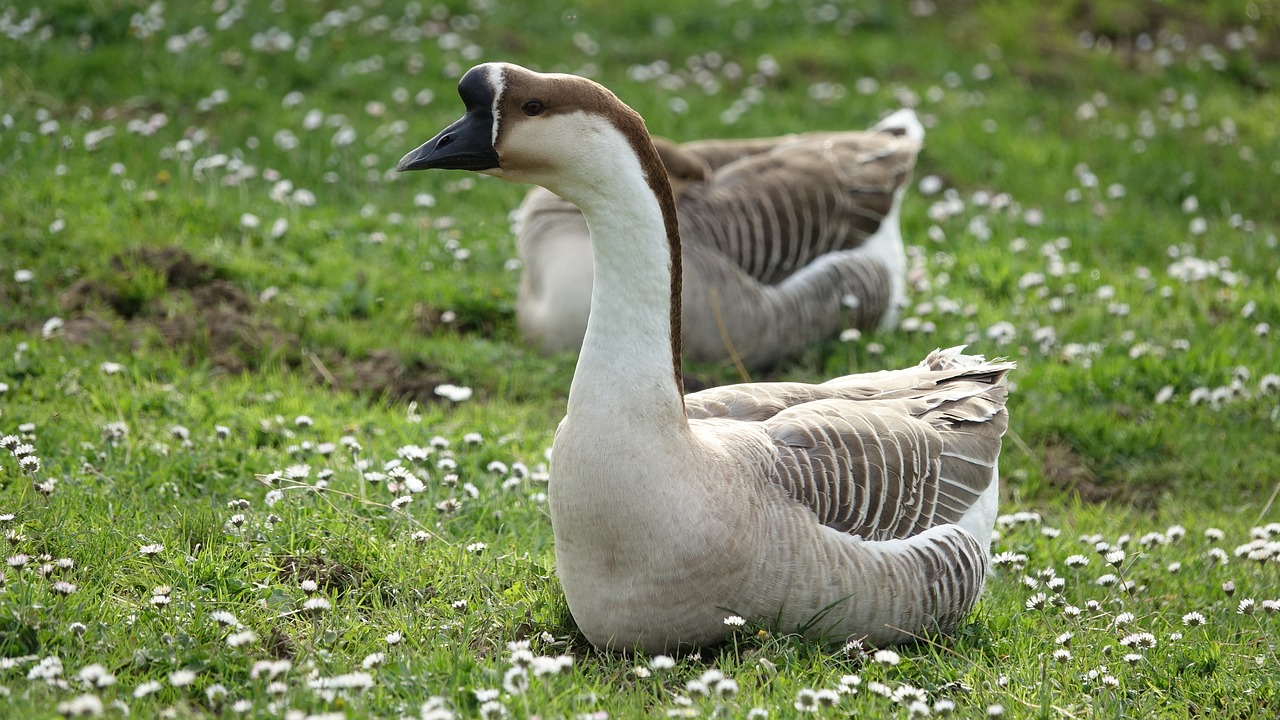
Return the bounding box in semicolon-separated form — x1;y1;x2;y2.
683;346;1012;644
676;134;916;285
751;510;992;645
688;345;1012;546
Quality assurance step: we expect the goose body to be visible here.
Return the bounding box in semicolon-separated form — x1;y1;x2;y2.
514;113;922;368
398;62;1013;652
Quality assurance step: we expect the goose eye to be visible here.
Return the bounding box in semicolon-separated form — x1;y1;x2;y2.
521;100;545;116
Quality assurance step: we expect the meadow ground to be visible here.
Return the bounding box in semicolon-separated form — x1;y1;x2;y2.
1;0;1279;717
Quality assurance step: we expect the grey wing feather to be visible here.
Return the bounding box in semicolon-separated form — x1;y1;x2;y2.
690;347;1014;539
678;132;921;285
765;399;944;540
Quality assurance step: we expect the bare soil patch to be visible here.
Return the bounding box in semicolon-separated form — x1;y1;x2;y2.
304;348;452;405
55;245;458;406
1040;437;1155;508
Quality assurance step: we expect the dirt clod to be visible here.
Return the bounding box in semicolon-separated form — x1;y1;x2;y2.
276;554;361;593
413;301;504;337
267;627;296;659
1040;438;1154;508
192;279;254;314
60;278;127;316
60;314;115;346
310;348;452;406
111;245;220;290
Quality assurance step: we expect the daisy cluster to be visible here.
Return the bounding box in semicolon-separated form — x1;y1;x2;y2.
1;0;516;286
5;365;1272;716
0;408;562;717
4;0;1273;388
1;424;57;496
882;125;1276;410
630;510;1279;718
648;644;954;719
464;640;576;720
801;34;1278;415
254;423;547;525
984;511;1280;711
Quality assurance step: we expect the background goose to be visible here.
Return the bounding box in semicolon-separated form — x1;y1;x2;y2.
511;137;713;358
398;62;1013;652
513;110;923;369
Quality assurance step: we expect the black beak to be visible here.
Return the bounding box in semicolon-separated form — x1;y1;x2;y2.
396;111;499;172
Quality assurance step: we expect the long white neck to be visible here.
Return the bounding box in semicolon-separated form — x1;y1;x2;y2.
555;147;685;426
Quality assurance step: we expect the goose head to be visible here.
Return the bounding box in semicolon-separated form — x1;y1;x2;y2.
399;62;688;400
397;62;676;211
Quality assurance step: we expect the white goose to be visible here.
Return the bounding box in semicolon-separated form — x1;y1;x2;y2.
398;62;1014;652
514;113;923;369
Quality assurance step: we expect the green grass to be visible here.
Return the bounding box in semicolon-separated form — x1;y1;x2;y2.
2;0;1279;717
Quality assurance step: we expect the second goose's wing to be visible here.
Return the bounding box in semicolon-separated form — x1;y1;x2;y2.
677;131;921;285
